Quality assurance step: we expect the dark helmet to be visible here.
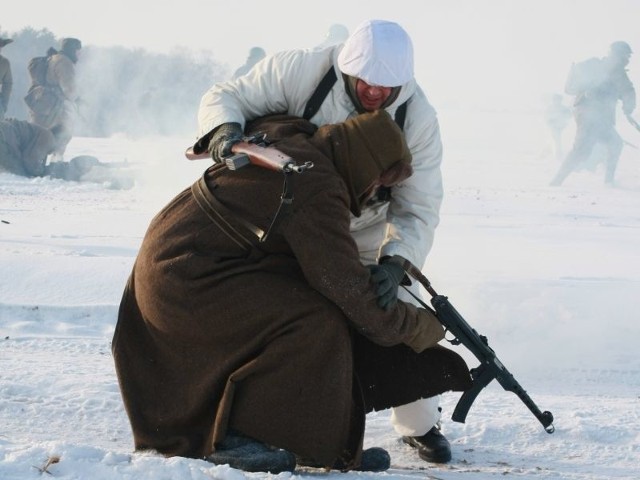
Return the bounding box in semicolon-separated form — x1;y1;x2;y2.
61;38;82;51
60;37;82;63
248;47;266;60
609;41;632;57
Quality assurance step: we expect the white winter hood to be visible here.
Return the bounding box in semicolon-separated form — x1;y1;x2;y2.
337;19;414;87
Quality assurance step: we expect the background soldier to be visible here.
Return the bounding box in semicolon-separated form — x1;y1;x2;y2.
232;46;266;79
0;37;14;119
0;118;59;177
551;41;636;186
24;37;82;158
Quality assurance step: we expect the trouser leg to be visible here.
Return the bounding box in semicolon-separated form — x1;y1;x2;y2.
604;129;623;184
390;396;442;436
551;119;597;186
391;281;441;435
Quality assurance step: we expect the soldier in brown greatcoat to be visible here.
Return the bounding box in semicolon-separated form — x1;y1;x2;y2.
112;111;471;474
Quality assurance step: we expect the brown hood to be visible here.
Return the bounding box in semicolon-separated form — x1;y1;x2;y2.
321;110;412;216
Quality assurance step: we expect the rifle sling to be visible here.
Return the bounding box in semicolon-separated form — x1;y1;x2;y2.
191;167;293;248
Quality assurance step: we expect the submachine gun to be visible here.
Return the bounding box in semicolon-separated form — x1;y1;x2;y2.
400;259;555;434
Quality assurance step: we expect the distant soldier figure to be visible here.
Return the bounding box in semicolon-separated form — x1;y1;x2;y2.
0;37;14;119
0;117;134;188
232;47;266;79
315;24;349;49
24;37;82;158
551;41;636;186
0;118;60;177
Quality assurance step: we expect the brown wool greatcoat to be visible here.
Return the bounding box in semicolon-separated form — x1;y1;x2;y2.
112;112;471;469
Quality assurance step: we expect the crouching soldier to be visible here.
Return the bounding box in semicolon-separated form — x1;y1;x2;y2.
112;111;471;474
0;118;59;177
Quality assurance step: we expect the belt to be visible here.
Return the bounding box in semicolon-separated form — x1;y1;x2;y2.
191;166;295;247
191;173;262;251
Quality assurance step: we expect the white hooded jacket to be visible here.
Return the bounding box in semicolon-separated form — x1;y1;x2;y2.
197;42;443;268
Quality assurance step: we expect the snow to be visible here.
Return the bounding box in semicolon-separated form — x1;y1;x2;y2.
1;108;640;480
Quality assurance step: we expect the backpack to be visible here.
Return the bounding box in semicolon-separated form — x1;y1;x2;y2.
27;56;50;86
24;54;63;117
564;58;607;96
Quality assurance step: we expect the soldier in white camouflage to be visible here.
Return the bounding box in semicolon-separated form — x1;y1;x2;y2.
551;41;636;186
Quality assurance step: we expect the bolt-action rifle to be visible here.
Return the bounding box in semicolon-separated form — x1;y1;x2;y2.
400;259;555;434
184;134;313;174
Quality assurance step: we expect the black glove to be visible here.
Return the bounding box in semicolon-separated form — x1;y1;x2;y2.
366;256;409;310
208;122;244;163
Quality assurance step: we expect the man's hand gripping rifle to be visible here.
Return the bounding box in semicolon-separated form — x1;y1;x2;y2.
185;133;313;174
399;259;555;434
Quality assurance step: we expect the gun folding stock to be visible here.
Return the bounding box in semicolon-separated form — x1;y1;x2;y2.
450;363;495;424
400;259;555;434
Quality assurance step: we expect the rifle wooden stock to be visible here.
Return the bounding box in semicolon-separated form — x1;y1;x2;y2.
400;259;555;434
184;142;311;173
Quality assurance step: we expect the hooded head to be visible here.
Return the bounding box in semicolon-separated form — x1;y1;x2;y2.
338;20;414;88
337;20;413;113
60;37;82;63
328;110;413;216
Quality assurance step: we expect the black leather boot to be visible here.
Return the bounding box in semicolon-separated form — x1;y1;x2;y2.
402;425;452;463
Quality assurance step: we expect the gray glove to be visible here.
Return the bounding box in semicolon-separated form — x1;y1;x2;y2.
208;122;243;163
366;255;410;310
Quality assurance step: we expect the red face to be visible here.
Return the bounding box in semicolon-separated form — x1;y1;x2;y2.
355;79;393;111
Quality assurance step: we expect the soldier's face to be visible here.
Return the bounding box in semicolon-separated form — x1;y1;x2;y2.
355;79;393;112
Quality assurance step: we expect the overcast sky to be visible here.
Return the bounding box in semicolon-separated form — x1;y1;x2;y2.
3;0;640;110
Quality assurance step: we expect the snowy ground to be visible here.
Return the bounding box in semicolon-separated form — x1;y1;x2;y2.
1;109;639;479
